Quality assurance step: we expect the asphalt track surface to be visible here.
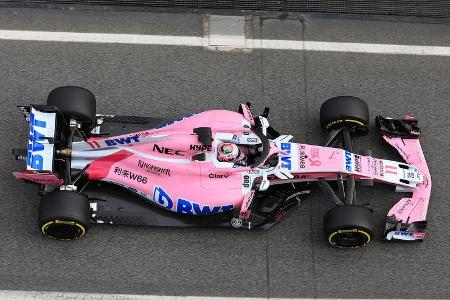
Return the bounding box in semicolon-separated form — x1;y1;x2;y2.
1;6;450;299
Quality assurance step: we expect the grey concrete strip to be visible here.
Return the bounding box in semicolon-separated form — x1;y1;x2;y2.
0;291;275;300
303;14;450;46
0;6;203;36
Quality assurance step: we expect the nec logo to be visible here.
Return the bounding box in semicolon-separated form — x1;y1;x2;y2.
280;143;291;170
105;135;140;146
153;144;185;156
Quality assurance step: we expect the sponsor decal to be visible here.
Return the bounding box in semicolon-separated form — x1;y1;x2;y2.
243;190;255;210
105;135;140;146
405;171;416;179
209;173;230;179
243;104;255;124
310;147;320;158
246;137;258;143
18;106;31;120
380;161;385;176
369;157;378;175
397;199;412;214
113;167;148;184
152;186;233;215
138;159;171;176
190;144;212;151
345;151;352;172
308;147;321;166
280;143;292;170
247;170;260;175
153;144;185;156
232;135;240;143
239;211;251;219
394;142;411;160
385;165;398;175
242;174;251;188
27;112;47;170
137;131;150;137
394;231;414;237
299;145;306;169
354;154;362;172
328;150;340;160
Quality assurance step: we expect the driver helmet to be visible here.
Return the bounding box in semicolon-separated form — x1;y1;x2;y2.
217;143;240;162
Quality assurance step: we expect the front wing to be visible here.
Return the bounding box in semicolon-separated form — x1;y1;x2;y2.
378;116;431;241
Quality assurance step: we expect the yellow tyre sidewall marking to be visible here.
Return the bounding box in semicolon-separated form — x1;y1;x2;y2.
325;119;366;130
328;228;371;248
41;220;86;240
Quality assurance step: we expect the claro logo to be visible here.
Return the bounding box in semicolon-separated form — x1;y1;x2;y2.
209;173;230;179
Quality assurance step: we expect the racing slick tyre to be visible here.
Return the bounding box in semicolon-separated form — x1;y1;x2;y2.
320;96;369;136
323;205;375;248
38;190;90;240
47;86;96;133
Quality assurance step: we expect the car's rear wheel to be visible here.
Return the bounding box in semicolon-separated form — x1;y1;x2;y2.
47;86;96;133
323;205;374;248
38;190;90;240
320;96;369;136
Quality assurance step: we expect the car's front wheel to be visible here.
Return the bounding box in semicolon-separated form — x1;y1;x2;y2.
320;96;369;136
323;205;375;248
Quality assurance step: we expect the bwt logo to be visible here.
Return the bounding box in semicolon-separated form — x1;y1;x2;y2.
27;113;46;170
152;186;233;215
345;151;352;172
280;143;292;170
105;135;140;146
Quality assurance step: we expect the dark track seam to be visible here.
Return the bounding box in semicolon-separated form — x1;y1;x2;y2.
301;17;318;299
260;16;270;300
265;231;270;299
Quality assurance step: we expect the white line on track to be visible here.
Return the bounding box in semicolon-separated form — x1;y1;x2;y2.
0;290;315;300
1;29;450;56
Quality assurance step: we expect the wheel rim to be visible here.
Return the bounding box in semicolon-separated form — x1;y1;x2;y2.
41;220;86;240
328;229;371;248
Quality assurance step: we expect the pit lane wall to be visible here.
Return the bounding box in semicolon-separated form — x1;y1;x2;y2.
1;0;449;18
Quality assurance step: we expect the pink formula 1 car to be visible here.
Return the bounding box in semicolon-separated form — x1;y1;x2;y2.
13;86;431;248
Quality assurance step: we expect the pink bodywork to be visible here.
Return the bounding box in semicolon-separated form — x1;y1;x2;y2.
83;110;256;215
14;106;431;240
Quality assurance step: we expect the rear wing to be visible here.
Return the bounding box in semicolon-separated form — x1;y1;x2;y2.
376;116;431;241
23;106;57;171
